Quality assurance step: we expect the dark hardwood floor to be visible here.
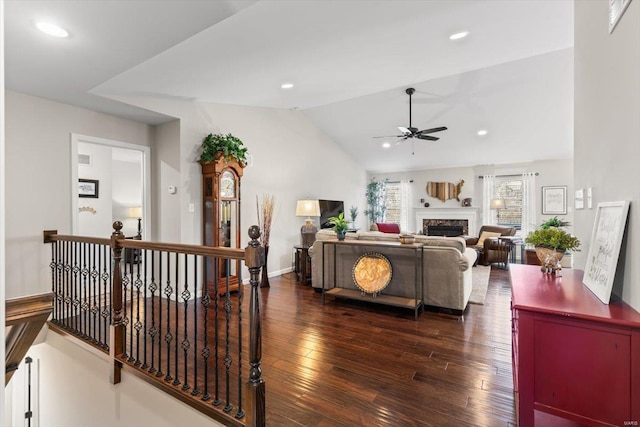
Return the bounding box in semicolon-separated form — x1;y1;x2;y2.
261;267;516;427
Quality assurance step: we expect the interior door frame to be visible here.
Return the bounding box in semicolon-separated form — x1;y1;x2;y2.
70;133;151;239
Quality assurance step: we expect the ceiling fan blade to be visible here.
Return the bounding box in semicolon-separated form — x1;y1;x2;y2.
373;134;405;139
397;126;411;135
416;134;439;141
417;126;448;135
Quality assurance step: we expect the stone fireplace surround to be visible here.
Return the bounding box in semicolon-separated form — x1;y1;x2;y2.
413;207;479;237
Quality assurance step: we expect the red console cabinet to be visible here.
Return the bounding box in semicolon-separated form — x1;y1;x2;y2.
510;265;640;426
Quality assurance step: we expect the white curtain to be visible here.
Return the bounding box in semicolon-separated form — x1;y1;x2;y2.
482;175;496;226
520;172;537;238
400;180;411;232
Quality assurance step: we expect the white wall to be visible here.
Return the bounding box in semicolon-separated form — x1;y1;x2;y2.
575;1;640;310
152;120;181;243
107;94;368;277
4;90;153;299
6;331;223;427
371;158;574;234
78;142;113;237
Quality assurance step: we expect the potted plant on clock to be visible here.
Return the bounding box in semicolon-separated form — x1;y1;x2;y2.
327;212;349;241
198;132;248;165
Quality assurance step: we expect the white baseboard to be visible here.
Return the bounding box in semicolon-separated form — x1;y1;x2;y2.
242;267;293;284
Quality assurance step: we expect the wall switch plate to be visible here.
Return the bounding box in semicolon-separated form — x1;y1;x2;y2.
188;203;195;213
587;187;593;209
168;186;177;194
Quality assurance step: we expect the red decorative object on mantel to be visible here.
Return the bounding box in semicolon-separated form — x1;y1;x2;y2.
510;265;640;427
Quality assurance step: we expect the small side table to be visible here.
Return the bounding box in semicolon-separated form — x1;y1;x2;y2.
294;245;312;284
498;236;523;269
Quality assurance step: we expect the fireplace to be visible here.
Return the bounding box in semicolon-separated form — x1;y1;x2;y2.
427;225;464;237
414;207;478;237
423;219;468;236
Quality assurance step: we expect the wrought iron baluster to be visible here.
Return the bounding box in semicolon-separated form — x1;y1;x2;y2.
201;257;211;401
64;240;71;329
223;258;232;414
91;244;99;344
148;250;158;374
181;253;191;391
213;257;221;407
134;250;143;366
141;250;149;370
173;252;180;387
164;251;173;382
236;266;244;420
72;241;80;332
192;255;201;397
156;251;164;378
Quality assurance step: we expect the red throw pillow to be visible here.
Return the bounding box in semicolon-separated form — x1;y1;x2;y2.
376;223;400;233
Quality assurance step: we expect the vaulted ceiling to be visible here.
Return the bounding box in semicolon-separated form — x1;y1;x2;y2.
4;0;574;172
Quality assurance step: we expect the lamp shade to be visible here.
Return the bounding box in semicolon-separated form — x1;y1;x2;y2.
490;199;505;209
295;199;320;217
129;206;142;218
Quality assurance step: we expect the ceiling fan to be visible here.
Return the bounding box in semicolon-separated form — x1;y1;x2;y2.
374;87;448;143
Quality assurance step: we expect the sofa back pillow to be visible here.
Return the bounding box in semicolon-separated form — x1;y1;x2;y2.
376;223;401;234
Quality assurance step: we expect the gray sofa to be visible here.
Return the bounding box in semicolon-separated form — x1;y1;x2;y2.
310;229;478;312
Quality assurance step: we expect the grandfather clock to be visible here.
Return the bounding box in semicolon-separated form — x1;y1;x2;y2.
201;157;244;296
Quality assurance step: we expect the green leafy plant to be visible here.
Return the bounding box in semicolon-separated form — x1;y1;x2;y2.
540;216;571;229
349;206;359;223
525;228;580;252
364;178;387;225
328;212;349;234
199;133;248;164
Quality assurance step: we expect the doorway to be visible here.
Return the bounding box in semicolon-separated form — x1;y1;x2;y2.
71;134;151;239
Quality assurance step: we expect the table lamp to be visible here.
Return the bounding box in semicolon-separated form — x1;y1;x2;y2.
129;206;142;239
296;199;320;248
490;199;505;224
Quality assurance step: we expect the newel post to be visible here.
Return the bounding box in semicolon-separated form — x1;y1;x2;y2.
244;225;266;427
109;221;125;384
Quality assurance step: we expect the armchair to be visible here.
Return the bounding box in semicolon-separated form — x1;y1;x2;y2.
465;225;516;266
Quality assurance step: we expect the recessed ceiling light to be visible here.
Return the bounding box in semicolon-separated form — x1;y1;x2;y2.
382;142;391;149
477;129;488;136
36;21;69;38
281;83;294;89
449;31;469;41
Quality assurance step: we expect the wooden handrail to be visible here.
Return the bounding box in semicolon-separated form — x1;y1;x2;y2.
44;230;245;259
5;293;54;385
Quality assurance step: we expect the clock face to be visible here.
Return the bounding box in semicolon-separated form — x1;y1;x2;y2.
220;171;235;198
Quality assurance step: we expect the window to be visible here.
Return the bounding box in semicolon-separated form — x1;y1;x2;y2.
383;181;410;231
494;178;523;229
384;182;401;224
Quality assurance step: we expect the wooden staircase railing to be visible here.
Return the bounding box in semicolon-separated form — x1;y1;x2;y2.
43;222;266;426
5;293;54;385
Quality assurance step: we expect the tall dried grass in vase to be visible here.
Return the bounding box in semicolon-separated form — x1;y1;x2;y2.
256;194;275;287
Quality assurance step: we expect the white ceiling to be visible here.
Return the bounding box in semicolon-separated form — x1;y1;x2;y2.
4;0;575;172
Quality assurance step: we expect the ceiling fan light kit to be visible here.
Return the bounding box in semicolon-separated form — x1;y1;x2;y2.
374;88;447;153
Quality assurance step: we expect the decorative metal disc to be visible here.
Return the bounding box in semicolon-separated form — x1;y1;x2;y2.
352;253;392;294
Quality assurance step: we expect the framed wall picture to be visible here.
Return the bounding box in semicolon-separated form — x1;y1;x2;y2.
583;201;630;304
78;179;99;198
542;186;567;215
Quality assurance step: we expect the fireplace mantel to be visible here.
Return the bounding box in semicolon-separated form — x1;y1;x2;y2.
413;207;480;236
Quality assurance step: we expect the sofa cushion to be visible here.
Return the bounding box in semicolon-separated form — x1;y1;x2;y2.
357;231;400;242
376;222;401;233
477;231;501;246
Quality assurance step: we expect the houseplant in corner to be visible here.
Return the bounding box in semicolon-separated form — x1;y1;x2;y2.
327;212;349;241
525;226;580;273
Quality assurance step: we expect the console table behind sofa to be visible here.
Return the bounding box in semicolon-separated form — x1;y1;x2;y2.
310;230;477;312
320;240;424;319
